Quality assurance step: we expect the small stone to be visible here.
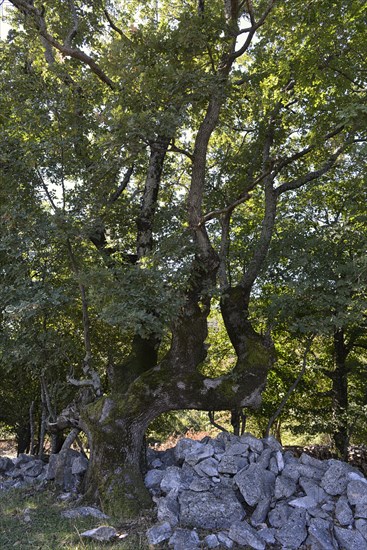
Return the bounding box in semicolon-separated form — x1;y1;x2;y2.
234;463;275;506
299;453;328;471
145;469;165;491
356;519;367;542
71;455;88;475
146;521;172;545
161;466;188;493
218;455;242;475
178;488;244;530
240;434;264;453
157;489;180;526
257;448;272;469
174;438;203;464
275;474;297;499
185;444;215;466
308;517;337;549
348;472;367;483
355;504;367;519
0;457;14;473
251;497;271;526
268;456;279;474
297;463;325;481
224;442;249;456
275;450;285;471
334;526;367;550
193;457;219;478
321;461;355;496
151;458;163;468
299;477;328;503
284;450;298;464
275;508;308;549
268;503;291;528
282;462;301;482
13;454;34;467
322;502;335;513
81;526;117;542
217;531;234;549
20;460;44;477
168;528;200;550
229;521;265;549
57;492;73;501
347;479;367;506
258;526;276;544
335;495;354;526
61;506;109;519
307;507;333;520
263;436;283;452
289;495;318;509
204;534;220;548
189;477;212;492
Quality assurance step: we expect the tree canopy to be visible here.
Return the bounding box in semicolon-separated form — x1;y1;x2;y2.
1;0;366;516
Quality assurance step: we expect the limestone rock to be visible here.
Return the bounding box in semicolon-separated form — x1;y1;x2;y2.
61;506;109;519
178;488;244;530
71;455;88;475
0;457;14;473
204;534;220;548
275;508;308;549
217;531;234;548
334;525;367;550
168;527;200;550
308;517;338;549
321;461;355;496
146;521;172;544
234;463;275;506
335;495;354;526
157;488;180;526
347;478;367;506
274;474;297;499
20;460;44;478
251;497;271;526
229;521;265;549
193;457;219;478
80;526;117;542
355;519;367;542
145;468;165;492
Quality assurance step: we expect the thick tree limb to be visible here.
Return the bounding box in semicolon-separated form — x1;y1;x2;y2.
231;0;276;61
107;164;135;204
273;125;345;176
275;143;348;196
241;112;278;291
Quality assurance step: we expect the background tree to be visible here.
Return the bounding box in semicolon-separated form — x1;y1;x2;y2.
258;157;367;456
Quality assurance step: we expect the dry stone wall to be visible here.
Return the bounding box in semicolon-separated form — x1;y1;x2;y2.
145;433;367;549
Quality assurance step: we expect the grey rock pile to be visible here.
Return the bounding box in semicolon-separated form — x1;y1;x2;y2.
2;433;367;549
0;449;88;492
145;433;367;549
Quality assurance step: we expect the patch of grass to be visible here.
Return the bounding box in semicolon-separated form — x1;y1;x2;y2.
0;485;156;549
